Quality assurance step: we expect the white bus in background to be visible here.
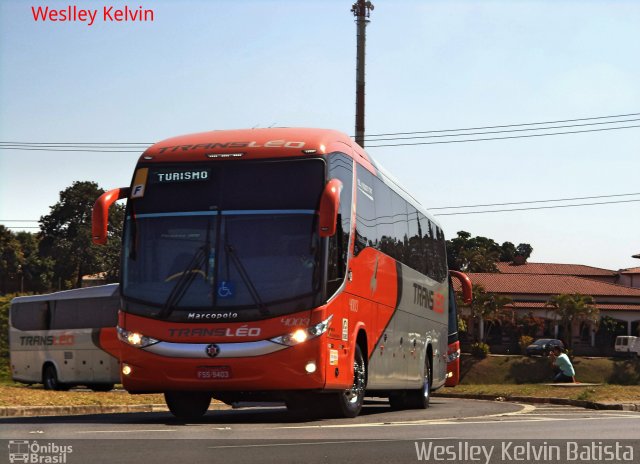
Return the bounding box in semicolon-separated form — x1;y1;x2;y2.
615;336;640;357
9;284;121;391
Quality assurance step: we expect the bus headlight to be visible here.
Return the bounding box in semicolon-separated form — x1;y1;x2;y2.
117;326;159;348
270;315;333;346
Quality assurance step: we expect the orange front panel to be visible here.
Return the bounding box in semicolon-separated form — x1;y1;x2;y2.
120;334;328;393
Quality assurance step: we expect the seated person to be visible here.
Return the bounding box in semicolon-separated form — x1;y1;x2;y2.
549;345;575;383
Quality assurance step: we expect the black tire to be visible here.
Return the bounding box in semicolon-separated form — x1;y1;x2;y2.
164;391;211;420
90;384;115;392
388;393;406;410
43;364;67;391
405;354;431;409
326;344;366;418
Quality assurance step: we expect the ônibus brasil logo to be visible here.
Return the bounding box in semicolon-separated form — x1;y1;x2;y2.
8;440;73;463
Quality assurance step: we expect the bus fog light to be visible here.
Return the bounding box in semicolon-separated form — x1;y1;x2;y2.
305;362;317;374
122;364;132;376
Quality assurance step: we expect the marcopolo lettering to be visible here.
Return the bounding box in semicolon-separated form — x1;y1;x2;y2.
188;312;239;320
168;326;261;337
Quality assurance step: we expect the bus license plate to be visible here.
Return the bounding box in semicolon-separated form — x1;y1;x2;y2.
196;366;231;380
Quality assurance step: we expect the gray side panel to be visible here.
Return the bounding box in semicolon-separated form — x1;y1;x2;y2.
367;262;448;390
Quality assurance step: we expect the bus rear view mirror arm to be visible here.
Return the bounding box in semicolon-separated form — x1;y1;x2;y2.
92;187;130;245
449;270;473;305
318;179;343;238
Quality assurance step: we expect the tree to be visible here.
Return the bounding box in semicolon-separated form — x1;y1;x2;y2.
39;181;124;289
465;284;512;343
545;293;599;349
0;226;24;294
515;243;533;260
499;241;517;262
446;231;534;272
14;232;54;292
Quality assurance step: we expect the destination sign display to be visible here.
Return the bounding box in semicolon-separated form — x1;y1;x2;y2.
152;169;211;183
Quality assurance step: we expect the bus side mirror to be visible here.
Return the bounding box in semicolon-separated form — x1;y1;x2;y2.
318;179;343;238
92;187;130;245
449;270;472;305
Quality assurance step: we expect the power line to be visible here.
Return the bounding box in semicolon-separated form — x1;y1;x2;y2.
363;111;640;137
365;124;640;147
428;192;640;210
2;111;640;149
0;142;150;145
0;147;142;152
433;199;640;216
2;122;638;153
363;117;640;142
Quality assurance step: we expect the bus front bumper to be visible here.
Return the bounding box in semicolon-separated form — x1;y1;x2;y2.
118;336;328;393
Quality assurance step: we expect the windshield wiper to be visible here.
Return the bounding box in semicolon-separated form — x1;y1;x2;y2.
224;242;270;317
158;245;207;319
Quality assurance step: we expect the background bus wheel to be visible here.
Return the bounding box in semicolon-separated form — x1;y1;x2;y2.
406;355;431;409
164;391;211;420
328;345;366;418
43;364;67;391
90;384;115;392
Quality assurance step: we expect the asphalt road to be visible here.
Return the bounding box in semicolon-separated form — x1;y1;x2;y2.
2;398;639;464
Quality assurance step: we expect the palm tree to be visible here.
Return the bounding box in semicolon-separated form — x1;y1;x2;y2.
467;284;512;343
545;293;599;349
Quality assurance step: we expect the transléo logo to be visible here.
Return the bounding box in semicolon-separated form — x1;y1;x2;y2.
8;440;73;463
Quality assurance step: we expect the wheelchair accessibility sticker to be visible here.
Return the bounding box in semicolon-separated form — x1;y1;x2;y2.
217;281;235;299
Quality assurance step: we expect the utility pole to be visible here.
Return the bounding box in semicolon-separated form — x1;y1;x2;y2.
351;0;374;148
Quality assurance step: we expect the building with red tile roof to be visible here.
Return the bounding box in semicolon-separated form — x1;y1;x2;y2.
457;261;640;355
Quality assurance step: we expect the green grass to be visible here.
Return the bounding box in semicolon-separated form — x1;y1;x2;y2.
440;384;640;404
459;354;640;385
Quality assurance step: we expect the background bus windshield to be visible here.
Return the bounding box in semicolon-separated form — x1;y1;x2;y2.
122;159;325;316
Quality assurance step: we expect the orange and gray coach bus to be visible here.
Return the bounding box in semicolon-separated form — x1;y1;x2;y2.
92;128;472;418
9;284;121;391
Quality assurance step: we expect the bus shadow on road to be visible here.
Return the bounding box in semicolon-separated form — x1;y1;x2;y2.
0;399;451;426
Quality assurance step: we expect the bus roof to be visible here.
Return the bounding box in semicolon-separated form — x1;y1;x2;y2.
11;284;119;304
140;127;374;165
138;127;442;231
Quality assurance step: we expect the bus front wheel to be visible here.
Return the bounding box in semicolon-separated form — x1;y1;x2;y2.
327;344;366;418
43;364;68;391
164;391;211;420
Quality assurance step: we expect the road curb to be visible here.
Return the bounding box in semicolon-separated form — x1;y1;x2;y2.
433;392;640;411
0;402;232;418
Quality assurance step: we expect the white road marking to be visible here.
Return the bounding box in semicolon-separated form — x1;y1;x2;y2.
207;437;459;449
266;402;535;430
76;429;177;434
267;412;640;430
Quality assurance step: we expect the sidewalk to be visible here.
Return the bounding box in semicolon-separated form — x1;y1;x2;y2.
0;402;231;418
433;392;640;411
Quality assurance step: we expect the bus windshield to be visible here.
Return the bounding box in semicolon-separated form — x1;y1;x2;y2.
122;159;325;318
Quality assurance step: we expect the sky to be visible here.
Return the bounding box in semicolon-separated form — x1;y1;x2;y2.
1;0;639;271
